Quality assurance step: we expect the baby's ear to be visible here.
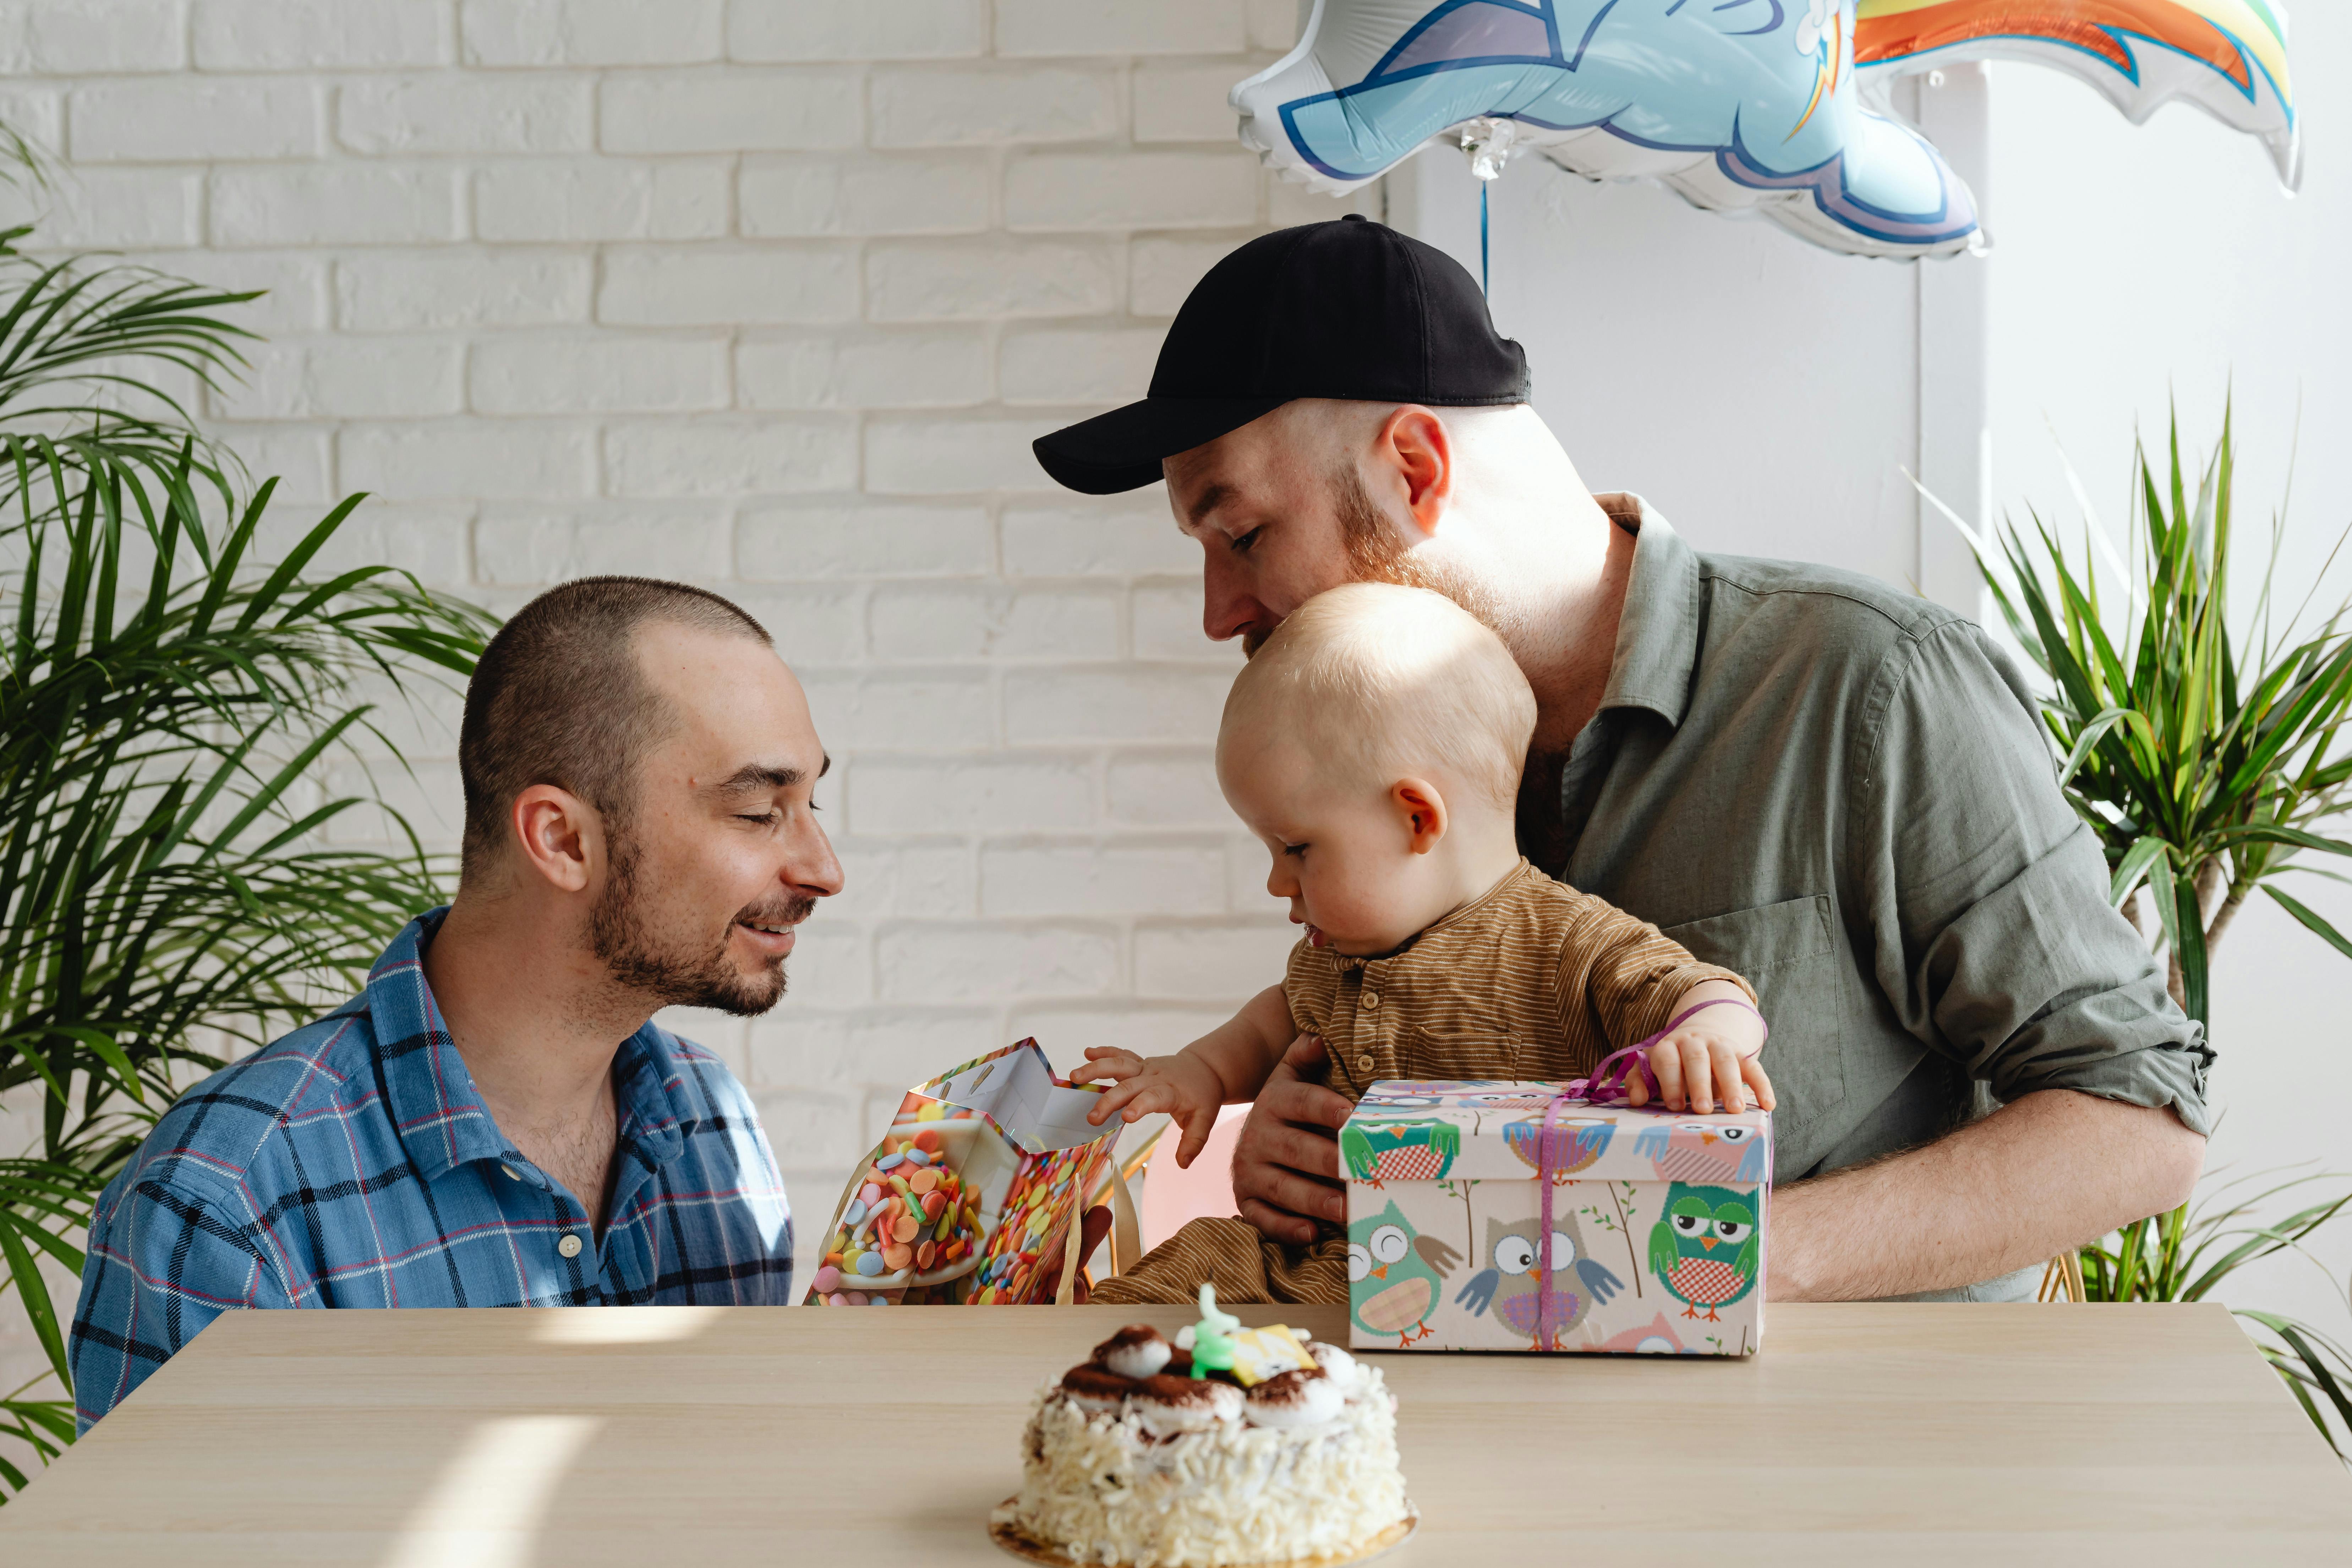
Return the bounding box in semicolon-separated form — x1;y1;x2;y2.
1391;778;1449;854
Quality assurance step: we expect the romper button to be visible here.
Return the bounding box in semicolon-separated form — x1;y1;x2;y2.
500;1164;521;1180
1357;1054;1375;1073
1362;992;1381;1010
557;1234;583;1259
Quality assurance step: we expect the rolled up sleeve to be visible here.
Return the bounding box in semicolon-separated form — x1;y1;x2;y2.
1853;619;2212;1133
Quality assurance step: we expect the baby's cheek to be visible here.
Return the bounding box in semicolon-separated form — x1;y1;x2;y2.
1299;862;1356;920
1316;864;1406;937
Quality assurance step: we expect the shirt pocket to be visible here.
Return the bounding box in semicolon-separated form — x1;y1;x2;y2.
1662;894;1849;1152
1399;1029;1521;1083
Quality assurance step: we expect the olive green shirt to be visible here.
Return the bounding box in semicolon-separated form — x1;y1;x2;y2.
1536;498;2209;1222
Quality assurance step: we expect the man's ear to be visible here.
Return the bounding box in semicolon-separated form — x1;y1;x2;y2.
1391;778;1448;855
509;785;600;894
1375;405;1455;541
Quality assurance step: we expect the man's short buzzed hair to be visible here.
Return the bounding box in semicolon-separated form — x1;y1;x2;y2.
458;576;771;881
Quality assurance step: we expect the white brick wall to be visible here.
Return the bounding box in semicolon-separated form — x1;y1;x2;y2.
0;0;1374;1411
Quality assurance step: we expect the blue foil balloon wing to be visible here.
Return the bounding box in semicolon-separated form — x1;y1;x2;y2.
1232;0;2296;260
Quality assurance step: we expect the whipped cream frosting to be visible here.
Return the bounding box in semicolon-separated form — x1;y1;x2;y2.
996;1324;1408;1567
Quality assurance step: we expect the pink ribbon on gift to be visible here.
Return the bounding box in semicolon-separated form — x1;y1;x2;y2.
1533;998;1768;1350
1533;1092;1574;1351
1563;998;1769;1107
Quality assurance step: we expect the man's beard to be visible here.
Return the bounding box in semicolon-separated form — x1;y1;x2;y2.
589;830;814;1017
1242;465;1513;656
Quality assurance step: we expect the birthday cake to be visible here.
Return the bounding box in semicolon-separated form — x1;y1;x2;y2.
990;1289;1413;1567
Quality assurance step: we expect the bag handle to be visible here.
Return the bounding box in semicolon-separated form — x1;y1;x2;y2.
1054;1200;1085;1306
1107;1161;1141;1277
2037;1251;2087;1302
1054;1165;1142;1305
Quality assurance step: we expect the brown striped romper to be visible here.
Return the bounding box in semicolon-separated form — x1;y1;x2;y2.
1091;858;1754;1306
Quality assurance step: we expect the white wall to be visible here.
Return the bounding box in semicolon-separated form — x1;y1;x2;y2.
1389;93;1931;592
0;0;1376;1431
1983;21;2352;1333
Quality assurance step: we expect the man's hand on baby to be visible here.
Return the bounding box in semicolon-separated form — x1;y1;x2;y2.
1073;1048;1227;1165
1232;1036;1351;1243
1628;1016;1776;1115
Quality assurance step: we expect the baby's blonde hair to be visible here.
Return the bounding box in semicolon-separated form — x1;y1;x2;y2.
1221;582;1536;810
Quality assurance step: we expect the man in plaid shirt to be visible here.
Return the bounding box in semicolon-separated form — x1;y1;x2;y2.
70;578;843;1430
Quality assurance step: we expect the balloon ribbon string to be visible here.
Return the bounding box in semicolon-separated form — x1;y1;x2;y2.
1479;181;1490;297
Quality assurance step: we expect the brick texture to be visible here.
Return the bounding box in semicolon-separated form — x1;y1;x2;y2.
0;0;1359;1402
462;0;724;67
739;154;994;239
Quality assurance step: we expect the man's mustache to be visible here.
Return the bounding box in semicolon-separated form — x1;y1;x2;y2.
735;894;817;929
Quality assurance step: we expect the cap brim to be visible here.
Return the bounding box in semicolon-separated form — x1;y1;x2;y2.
1033;396;1292;496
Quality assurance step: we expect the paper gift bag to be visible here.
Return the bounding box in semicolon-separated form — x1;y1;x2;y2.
1343;1080;1770;1356
803;1039;1138;1306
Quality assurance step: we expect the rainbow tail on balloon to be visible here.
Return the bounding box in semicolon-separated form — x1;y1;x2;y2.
1230;0;2297;261
1854;0;2298;187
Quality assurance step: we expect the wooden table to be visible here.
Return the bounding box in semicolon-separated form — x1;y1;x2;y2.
5;1302;2348;1565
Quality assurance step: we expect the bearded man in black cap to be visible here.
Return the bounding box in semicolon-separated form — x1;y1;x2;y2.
1035;215;2210;1303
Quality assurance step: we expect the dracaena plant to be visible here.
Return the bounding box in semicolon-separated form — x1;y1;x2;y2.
0;231;493;1496
1934;403;2352;1459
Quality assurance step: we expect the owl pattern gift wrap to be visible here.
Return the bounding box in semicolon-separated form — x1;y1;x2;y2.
1344;1081;1770;1356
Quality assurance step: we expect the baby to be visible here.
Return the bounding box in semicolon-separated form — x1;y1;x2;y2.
1081;582;1771;1307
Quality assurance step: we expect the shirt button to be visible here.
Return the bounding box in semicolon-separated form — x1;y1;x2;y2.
557;1234;583;1259
1362;992;1382;1010
1357;1054;1375;1073
500;1164;521;1180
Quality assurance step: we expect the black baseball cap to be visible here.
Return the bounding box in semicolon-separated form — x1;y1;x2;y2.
1033;214;1529;495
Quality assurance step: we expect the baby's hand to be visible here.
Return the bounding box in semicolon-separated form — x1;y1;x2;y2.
1072;1048;1227;1165
1628;1007;1775;1115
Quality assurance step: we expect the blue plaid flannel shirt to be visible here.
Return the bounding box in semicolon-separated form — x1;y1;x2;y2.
69;909;794;1431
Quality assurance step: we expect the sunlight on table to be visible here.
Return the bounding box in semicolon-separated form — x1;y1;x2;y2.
382;1414;602;1568
529;1305;726;1345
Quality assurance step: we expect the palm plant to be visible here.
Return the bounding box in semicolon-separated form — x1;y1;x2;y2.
1931;403;2352;1459
0;241;493;1493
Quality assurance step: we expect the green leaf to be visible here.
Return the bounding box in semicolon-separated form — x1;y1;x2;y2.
2219;823;2352;858
4;1398;75;1447
2172;869;2210;1027
234;490;367;633
2110;836;2170;909
2238;1310;2352;1459
2265;886;2352;962
0;1212;69;1391
2144;842;2182;955
2058;706;2142;789
49;1025;146;1107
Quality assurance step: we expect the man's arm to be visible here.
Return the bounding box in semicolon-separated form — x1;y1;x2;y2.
69;1170;285;1432
1771;1088;2203;1299
1821;617;2213;1296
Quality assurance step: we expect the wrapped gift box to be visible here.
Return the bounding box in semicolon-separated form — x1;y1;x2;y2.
1342;1080;1770;1356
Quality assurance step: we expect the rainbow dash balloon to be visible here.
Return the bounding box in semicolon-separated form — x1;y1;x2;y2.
1231;0;2297;259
